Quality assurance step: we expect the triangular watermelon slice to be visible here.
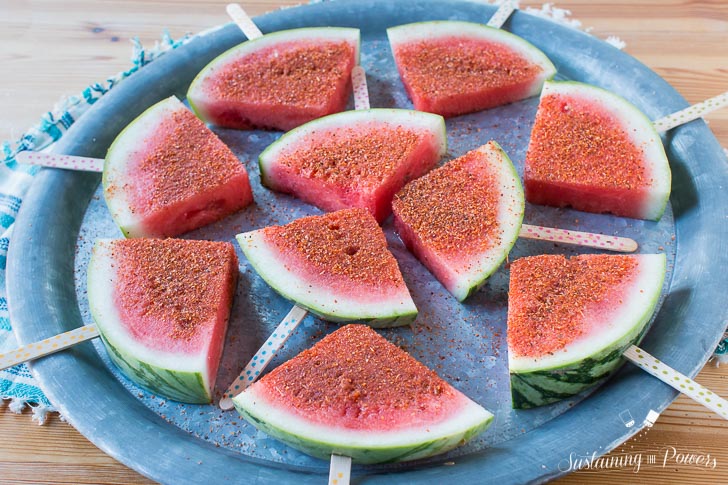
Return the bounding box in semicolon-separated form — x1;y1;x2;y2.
387;21;556;117
233;324;493;463
236;208;416;326
187;27;360;131
103;96;253;238
392;141;524;301
507;253;666;409
259;108;447;222
88;238;239;403
524;80;672;220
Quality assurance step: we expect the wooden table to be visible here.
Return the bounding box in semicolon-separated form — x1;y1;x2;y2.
1;1;726;483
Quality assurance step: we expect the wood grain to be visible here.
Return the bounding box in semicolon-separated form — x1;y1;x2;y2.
1;1;727;484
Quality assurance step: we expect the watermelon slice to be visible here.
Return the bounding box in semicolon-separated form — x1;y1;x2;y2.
524;80;672;220
187;27;360;131
507;253;666;409
233;324;493;463
392;141;524;301
259;109;447;222
88;238;239;404
103;96;253;238
387;21;556;117
236;208;416;326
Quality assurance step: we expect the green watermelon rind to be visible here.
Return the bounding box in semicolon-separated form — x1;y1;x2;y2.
232;392;493;464
103;96;184;238
186;27;361;122
537;80;672;221
87;239;214;404
386;20;557;96
258;108;447;190
236;231;418;327
509;253;666;409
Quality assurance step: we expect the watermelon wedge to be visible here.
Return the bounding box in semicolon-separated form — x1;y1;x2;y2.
103;96;253;238
392;141;524;301
524;80;672;220
387;21;556;117
233;324;493;463
507;253;666;409
88;238;239;404
259;109;447;222
236;208;416;326
187;27;360;131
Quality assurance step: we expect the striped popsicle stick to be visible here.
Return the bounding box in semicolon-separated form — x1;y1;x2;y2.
219;305;308;410
486;0;517;28
226;3;263;40
351;66;370;111
0;324;99;372
519;224;638;253
328;454;352;485
16;151;104;172
624;345;728;420
652;90;728;133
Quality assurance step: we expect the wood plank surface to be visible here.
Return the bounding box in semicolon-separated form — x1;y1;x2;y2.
1;1;727;484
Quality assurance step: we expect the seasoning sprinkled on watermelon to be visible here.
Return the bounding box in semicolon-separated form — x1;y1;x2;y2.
236;208;417;326
187;27;360;131
524;81;671;220
392;141;524;301
88;238;239;403
233;324;493;463
103;96;253;238
259;109;446;222
507;253;666;409
387;21;556;117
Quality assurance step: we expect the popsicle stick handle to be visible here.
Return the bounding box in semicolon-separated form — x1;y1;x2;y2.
351;66;370;111
15;151;104;172
0;324;100;372
624;345;728;420
652;90;728;132
519;224;638;253
328;454;352;485
486;1;517;28
219;305;308;410
226;3;263;40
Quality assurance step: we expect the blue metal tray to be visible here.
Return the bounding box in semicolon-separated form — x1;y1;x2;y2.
7;1;728;483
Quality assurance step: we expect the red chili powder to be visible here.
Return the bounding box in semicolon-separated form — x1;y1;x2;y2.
264;208;404;288
129;108;245;214
277;125;421;186
113;239;238;344
393;149;501;255
507;254;638;357
210;41;354;106
258;324;459;430
395;37;542;97
526;94;648;189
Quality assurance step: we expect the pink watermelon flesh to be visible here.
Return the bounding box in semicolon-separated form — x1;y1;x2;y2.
105;104;253;238
251;324;472;430
110;238;238;386
192;40;356;131
508;254;641;358
524;89;662;220
263;120;443;222
392;37;547;117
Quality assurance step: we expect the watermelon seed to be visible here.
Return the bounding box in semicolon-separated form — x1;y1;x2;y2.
345;246;359;256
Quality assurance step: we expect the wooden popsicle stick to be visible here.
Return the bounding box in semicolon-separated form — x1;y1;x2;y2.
226;3;263;40
652;90;728;132
15;151;104;172
219;305;308;410
519;224;638;253
486;0;517;29
624;345;728;420
0;324;99;372
328;454;352;485
351;66;370;111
